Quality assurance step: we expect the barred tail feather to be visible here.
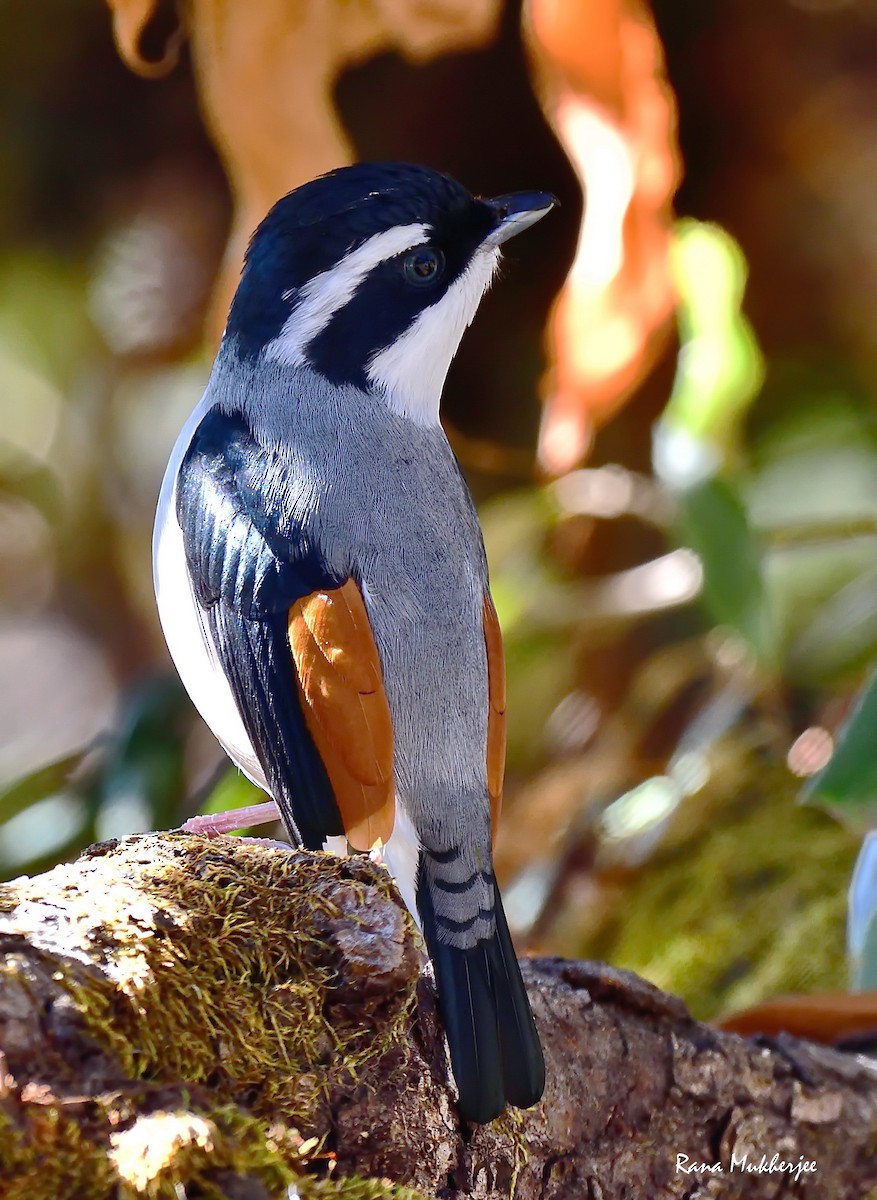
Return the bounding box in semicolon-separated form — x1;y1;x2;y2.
418;879;545;1123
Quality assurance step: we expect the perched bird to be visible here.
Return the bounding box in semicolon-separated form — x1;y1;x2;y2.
153;162;555;1123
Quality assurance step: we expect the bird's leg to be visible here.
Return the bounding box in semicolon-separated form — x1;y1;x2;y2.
180;800;281;836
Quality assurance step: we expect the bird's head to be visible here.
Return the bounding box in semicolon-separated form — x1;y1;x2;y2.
225;162;556;424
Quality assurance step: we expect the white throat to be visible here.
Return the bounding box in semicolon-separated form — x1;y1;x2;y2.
262;222;500;428
367;246;500;425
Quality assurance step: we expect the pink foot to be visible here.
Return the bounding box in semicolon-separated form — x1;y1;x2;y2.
180;800;282;836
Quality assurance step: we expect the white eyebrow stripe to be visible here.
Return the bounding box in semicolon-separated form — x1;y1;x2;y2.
264;222;429;365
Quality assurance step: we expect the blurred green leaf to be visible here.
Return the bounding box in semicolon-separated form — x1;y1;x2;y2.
0;748;100;879
748;442;877;539
481;487;562;629
95;676;191;837
674;476;772;662
656;222;772;663
765;536;877;682
0;792;91;876
0;442;62;520
0;747;94;825
785;565;877;684
0;254;95;390
803;671;877;830
0;676;194;877
663;220;764;450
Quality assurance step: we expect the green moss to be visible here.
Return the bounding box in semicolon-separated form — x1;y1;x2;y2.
583;761;858;1019
0;837;427;1198
491;1104;528;1195
107;1105;297;1198
295;1180;430;1199
42;838;417;1125
0;1098;432;1200
0;1104;117;1200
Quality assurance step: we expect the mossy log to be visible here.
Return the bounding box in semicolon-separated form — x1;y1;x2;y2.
0;835;876;1199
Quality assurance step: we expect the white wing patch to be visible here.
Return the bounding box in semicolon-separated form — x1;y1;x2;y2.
264;223;429;367
367;245;500;425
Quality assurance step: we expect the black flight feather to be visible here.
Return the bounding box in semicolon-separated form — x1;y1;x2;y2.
177;407;344;848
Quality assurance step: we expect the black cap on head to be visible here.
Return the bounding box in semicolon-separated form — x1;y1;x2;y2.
226;162;555;383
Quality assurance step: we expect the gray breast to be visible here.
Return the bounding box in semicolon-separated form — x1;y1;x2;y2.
227;361;492;828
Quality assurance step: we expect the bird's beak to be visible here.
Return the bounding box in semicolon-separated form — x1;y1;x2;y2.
482;191;558;248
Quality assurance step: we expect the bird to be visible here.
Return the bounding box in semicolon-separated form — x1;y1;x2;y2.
153;161;555;1123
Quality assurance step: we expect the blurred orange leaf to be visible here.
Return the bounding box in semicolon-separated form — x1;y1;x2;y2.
108;0;502;340
718;992;877;1046
525;0;682;474
106;0;185;79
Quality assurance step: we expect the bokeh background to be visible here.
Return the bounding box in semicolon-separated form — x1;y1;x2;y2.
2;0;877;1027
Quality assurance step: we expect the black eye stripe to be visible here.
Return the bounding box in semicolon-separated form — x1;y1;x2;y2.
301;223;485;385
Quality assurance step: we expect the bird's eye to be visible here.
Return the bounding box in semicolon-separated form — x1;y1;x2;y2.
403;247;445;287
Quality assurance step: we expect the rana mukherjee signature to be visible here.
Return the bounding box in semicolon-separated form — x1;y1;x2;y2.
676;1152;817;1183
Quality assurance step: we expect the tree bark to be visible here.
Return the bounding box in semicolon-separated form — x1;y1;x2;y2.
0;834;875;1199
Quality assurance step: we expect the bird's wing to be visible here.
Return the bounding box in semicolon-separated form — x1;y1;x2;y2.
482;593;506;844
176;407;395;851
288;583;394;850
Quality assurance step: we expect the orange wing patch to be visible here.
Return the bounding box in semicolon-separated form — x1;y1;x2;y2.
288;581;395;852
482;593;507;845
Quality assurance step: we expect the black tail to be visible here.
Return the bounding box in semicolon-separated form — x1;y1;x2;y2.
418;878;545;1123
